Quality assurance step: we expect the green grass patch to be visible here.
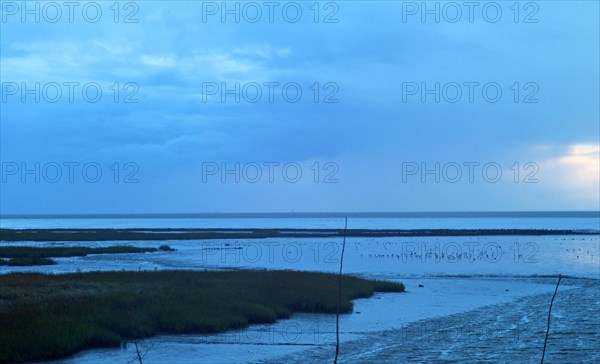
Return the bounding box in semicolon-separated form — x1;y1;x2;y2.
0;245;174;266
0;270;404;363
0;256;56;266
158;244;175;251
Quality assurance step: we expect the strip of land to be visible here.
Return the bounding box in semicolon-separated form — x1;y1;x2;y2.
1;228;597;242
0;245;174;266
0;270;404;363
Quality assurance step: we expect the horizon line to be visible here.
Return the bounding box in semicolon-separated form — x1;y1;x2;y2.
1;211;599;219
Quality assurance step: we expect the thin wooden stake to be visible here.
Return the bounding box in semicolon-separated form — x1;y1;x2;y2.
334;217;348;364
134;341;143;364
541;274;562;364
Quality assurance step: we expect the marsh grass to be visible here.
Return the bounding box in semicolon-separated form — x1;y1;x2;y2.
0;246;171;266
0;270;404;363
0;256;56;266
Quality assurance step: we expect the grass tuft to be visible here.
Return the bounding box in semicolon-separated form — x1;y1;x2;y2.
0;270;403;363
0;245;174;266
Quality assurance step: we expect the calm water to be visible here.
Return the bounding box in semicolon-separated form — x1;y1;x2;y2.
2;213;598;363
1;212;599;230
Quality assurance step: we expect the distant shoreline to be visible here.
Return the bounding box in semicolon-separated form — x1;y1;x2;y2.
1;228;597;242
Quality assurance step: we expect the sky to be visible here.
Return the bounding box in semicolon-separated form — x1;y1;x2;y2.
0;0;599;214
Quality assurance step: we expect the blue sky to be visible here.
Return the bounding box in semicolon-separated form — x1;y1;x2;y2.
1;1;599;214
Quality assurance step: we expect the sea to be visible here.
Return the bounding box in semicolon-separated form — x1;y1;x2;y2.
1;212;599;363
1;211;599;230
